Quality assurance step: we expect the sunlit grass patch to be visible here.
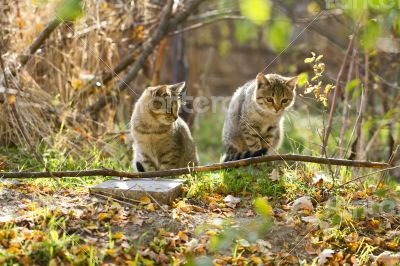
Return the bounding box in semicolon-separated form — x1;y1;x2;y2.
222;166;286;200
0;144;128;188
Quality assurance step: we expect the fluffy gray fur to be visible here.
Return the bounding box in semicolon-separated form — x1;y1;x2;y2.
130;82;198;171
222;73;297;162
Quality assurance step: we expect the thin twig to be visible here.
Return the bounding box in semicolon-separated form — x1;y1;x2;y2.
336;165;400;189
169;15;246;35
0;154;391;179
321;34;355;155
338;46;357;158
92;192;139;206
358;52;370;160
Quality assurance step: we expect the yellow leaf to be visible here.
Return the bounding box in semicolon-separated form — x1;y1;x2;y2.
386;241;398;250
177;231;189;242
50;230;58;241
206;230;217;236
324;84;333;95
8;95;15;104
111;201;121;209
139;196;151;205
316;54;324;61
250;255;263;264
107;248;116;257
101;2;109;10
113;232;124;240
146;203;156;212
98;213;109;221
86;223;98;230
368;219;380;229
9;229;16;240
347;242;358;253
304;57;315;63
72;79;83;90
6;246;20;254
307;2;321;13
35;23;44;31
254;197;273;217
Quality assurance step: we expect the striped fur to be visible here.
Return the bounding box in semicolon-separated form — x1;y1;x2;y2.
222;148;267;162
130;82;199;172
222;73;297;162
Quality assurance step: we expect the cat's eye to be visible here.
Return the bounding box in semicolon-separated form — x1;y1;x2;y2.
281;98;288;104
151;99;163;109
266;97;273;102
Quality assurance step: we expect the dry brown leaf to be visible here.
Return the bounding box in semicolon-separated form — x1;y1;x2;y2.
317;249;335;265
374;251;400;266
293;196;314;211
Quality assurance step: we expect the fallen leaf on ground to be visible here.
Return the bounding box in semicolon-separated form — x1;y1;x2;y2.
373;251;400;266
113;232;125;240
224;195;241;208
317;249;335;265
301;215;318;224
139;196;151;205
293;196;314;211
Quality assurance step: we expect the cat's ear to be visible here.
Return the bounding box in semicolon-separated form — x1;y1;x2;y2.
286;76;298;90
256;73;269;88
148;85;167;97
169;81;186;95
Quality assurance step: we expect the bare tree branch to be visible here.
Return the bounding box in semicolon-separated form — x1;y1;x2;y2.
19;18;61;67
321;35;354;155
84;0;204;115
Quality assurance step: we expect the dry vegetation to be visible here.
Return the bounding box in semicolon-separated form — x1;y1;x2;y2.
0;0;400;265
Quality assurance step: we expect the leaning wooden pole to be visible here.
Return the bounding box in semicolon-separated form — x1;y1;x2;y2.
0;154;392;179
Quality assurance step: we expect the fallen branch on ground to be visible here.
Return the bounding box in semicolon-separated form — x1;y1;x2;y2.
0;154;392;179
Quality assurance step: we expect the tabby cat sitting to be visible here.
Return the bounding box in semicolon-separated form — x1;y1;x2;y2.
130;82;198;172
222;73;297;162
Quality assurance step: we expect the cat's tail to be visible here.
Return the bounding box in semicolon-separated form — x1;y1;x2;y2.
222;148;268;162
135;161;146;172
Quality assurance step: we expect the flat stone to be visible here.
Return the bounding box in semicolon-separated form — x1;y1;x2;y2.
89;178;184;205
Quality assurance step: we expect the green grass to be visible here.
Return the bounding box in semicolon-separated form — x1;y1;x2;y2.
0;142;130;188
186;165;289;201
222;166;286;199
